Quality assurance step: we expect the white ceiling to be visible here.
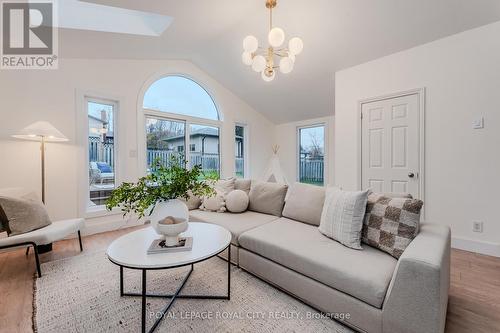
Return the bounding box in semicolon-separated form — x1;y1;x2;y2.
60;0;500;124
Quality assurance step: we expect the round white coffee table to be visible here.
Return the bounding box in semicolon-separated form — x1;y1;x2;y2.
107;222;232;333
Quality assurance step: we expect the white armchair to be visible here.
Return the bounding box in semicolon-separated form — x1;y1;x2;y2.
89;162;114;185
0;188;84;277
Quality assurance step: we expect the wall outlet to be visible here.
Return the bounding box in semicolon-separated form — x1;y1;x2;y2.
472;221;483;233
472;117;484;129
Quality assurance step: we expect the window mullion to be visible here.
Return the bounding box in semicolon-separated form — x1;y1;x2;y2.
185;120;191;169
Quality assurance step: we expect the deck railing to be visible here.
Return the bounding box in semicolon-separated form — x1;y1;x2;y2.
89;137;114;169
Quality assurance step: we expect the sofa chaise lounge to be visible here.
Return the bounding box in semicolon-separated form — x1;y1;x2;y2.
189;180;450;333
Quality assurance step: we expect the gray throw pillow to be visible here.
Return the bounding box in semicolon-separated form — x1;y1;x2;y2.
282;182;325;226
0;205;9;234
234;179;251;194
0;196;52;236
318;187;370;250
248;181;288;217
215;177;236;195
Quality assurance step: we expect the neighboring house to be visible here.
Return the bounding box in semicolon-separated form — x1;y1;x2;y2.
88;114;114;140
162;126;219;155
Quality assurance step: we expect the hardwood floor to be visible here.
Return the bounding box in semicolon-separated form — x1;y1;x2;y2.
1;227;499;333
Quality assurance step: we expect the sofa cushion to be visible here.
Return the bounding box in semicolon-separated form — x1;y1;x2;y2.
282;182;325;226
225;190;249;213
215;177;236;195
199;189;226;212
235;179;251;194
189;210;279;246
318;187;370;250
362;195;423;259
248;181;288;216
238;218;397;308
180;191;202;210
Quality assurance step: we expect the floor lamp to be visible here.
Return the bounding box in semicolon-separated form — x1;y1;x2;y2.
12;121;69;203
12;121;69;253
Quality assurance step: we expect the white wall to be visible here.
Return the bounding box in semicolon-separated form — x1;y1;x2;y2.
276;116;334;186
335;21;500;256
0;59;275;232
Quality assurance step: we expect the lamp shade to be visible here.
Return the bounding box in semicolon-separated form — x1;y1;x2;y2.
12;121;69;142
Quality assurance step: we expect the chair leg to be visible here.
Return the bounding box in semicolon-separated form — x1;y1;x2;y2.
78;230;83;252
33;244;42;278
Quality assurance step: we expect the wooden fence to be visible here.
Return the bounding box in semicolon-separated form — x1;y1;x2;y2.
89;141;318;182
299;158;324;185
147;149;221;175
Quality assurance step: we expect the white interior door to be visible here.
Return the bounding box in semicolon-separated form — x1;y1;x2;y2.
361;93;421;198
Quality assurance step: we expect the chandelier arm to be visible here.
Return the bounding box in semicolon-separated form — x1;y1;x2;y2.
273;50;289;57
269;3;273;31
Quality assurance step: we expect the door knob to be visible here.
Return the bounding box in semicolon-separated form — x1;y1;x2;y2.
408;172;415;178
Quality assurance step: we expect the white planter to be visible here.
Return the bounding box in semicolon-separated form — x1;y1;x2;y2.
149;199;189;245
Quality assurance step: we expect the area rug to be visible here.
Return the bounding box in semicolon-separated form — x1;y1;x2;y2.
34;250;353;332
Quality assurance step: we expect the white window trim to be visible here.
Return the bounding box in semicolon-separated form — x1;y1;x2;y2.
234;122;250;178
137;74;224;176
296;122;328;186
76;90;125;218
142;111;223;174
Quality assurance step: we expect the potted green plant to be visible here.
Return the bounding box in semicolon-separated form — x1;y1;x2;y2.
106;156;216;240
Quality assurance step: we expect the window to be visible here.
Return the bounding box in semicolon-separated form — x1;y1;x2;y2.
298;125;325;186
189;124;220;177
87;99;117;207
146;117;185;171
143;76;219;120
235;125;245;178
143;75;221;176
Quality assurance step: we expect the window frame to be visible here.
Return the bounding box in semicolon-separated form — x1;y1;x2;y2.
234;122;249;178
139;74;223;176
296;123;327;187
77;92;122;218
143;112;222;175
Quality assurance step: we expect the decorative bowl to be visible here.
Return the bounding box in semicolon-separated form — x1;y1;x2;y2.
154;218;188;246
149;199;190;246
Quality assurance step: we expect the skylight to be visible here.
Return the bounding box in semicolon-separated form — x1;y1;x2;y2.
57;0;173;36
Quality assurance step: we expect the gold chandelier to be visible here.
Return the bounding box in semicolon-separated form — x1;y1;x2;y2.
242;0;304;82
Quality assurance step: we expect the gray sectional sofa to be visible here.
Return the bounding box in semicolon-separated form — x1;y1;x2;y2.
189;181;451;333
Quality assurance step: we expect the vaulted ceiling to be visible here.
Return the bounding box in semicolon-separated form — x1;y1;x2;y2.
61;0;500;123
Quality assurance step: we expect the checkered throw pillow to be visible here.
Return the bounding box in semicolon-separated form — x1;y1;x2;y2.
361;194;423;259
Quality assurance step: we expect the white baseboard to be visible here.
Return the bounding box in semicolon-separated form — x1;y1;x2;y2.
452;236;500;257
63;217;145;240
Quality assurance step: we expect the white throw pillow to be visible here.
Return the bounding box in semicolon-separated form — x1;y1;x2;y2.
198;178;235;213
318;187;370;250
199;189;226;213
226;190;249;213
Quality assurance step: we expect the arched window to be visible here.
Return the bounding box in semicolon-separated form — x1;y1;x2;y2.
143;76;219;120
142;75;221;176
